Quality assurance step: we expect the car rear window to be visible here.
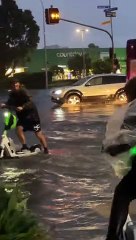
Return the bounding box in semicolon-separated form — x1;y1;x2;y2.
102;75;126;84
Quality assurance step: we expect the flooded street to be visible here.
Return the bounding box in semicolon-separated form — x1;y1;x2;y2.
0;90;124;240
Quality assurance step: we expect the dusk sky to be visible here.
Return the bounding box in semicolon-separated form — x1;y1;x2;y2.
16;1;136;49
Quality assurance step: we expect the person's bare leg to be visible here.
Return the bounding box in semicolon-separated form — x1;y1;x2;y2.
16;126;26;145
35;130;48;152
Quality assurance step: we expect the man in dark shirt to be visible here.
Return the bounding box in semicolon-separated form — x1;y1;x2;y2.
1;79;48;153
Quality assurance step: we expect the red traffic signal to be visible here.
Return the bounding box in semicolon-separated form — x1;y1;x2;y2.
45;8;60;24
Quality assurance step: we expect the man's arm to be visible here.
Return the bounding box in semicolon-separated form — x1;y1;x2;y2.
0;92;14;109
17;88;34;111
22;101;34;110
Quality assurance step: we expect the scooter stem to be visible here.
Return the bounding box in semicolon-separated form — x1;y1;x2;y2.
3;130;7;136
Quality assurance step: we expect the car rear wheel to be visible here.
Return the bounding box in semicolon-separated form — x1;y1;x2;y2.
66;94;81;105
115;90;127;103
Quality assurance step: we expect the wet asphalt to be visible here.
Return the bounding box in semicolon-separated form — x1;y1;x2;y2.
0;90;135;240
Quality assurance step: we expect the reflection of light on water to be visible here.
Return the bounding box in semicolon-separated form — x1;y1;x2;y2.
62;103;118;115
0;167;36;182
53;108;65;121
61;225;104;230
62;104;81;113
39;170;110;226
49;130;98;141
49;136;64;140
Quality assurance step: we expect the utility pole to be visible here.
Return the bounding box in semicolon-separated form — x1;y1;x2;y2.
76;29;89;77
61;18;114;65
39;0;48;89
109;0;115;66
81;30;86;77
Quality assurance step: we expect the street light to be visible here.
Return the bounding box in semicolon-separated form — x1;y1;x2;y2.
76;28;89;77
39;0;48;89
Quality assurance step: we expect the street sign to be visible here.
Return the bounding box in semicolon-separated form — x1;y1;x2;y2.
101;20;111;25
105;11;116;17
97;5;110;9
104;7;118;12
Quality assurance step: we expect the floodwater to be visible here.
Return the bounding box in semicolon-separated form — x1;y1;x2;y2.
0;90;129;240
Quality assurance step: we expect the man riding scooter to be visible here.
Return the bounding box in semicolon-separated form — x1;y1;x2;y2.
0;79;48;154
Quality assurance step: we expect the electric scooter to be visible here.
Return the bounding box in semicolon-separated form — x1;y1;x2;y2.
0;110;41;158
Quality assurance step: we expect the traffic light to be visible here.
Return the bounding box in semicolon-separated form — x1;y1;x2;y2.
45;7;60;24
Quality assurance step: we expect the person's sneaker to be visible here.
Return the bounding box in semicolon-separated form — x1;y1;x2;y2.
43;147;49;154
21;145;30;152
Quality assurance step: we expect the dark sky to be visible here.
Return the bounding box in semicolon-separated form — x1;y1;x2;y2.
16;0;136;49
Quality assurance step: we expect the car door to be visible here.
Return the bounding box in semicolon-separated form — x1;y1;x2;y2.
102;75;126;95
81;76;105;100
88;75;116;98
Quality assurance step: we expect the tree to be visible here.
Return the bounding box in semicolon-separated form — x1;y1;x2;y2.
92;58;112;74
50;65;64;75
0;0;40;78
67;54;92;76
49;65;64;79
88;43;99;49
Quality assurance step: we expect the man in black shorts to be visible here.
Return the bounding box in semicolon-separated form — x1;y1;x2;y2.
1;79;48;153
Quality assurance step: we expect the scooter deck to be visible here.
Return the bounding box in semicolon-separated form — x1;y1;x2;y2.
14;150;41;158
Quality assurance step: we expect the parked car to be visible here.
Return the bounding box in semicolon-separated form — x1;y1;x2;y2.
50;73;127;105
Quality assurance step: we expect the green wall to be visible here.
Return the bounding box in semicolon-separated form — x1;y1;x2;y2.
25;47;126;74
115;48;126;73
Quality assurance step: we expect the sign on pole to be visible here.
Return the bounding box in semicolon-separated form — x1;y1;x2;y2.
105;11;116;17
101;20;111;25
97;5;110;9
104;7;118;12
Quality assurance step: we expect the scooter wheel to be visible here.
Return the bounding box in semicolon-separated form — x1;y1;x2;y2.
29;144;41;152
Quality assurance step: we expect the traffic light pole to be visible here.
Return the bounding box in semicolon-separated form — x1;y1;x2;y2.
108;0;115;69
60;18;114;71
109;0;114;55
39;0;48;89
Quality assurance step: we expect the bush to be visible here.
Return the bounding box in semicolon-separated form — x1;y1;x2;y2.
92;58;112;74
0;74;77;89
0;72;52;89
0;186;50;240
13;72;52;89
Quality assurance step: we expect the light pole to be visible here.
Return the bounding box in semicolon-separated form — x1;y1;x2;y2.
109;0;114;65
39;0;48;89
76;28;89;77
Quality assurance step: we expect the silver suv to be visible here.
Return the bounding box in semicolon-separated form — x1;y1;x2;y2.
51;73;126;105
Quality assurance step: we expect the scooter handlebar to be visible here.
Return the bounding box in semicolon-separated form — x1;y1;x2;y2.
0;103;7;109
0;104;17;111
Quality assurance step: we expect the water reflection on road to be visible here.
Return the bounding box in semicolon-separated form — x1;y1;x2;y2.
0;90;121;240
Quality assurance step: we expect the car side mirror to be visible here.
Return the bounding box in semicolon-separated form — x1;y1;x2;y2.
85;82;92;86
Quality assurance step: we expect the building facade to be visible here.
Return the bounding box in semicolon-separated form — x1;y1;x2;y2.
24;47;126;75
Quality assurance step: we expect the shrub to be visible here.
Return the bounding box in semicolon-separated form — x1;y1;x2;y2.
0;186;50;240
